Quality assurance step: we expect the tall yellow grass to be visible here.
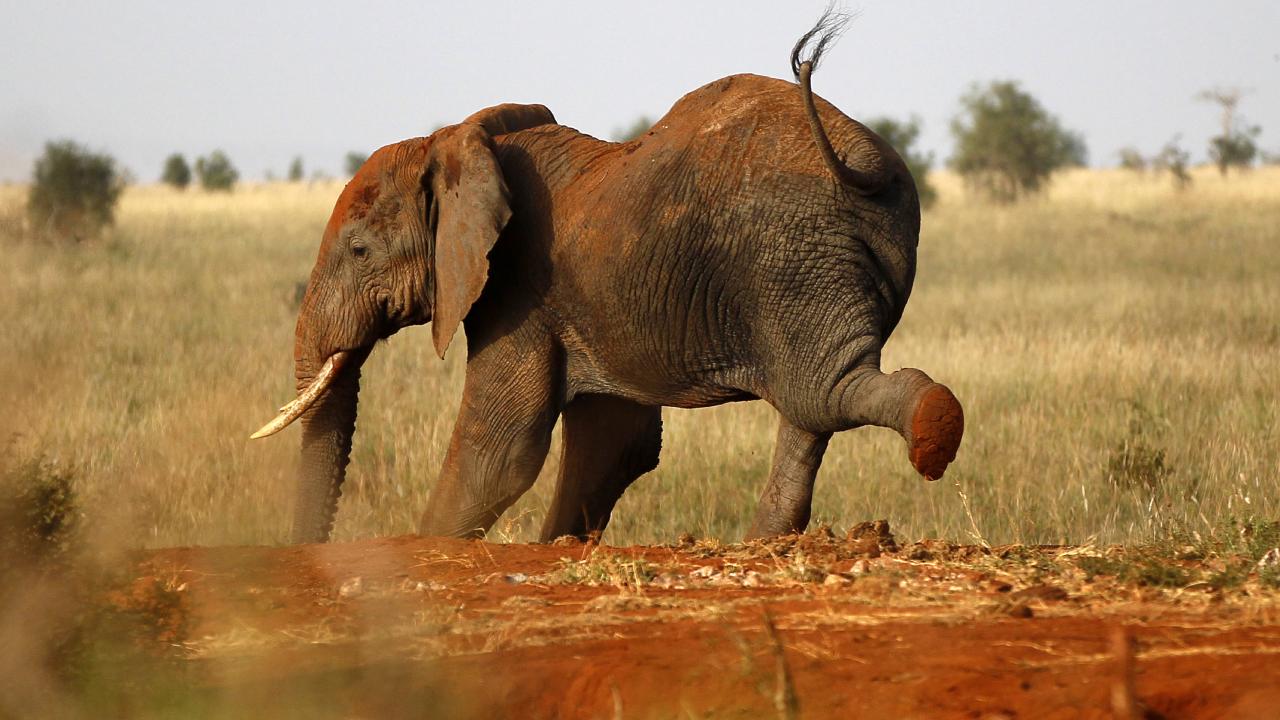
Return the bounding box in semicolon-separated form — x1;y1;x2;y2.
2;167;1277;547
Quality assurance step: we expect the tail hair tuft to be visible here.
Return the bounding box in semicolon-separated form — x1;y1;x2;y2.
790;4;853;79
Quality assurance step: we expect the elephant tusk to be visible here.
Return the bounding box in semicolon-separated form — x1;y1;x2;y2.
250;352;350;439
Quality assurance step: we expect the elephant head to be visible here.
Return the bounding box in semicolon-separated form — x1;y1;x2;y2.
252;104;554;543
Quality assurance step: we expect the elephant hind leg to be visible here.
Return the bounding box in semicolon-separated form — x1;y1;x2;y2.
745;415;832;539
836;366;964;481
538;395;662;543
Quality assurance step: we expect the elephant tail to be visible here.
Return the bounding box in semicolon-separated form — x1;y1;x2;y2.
790;9;891;196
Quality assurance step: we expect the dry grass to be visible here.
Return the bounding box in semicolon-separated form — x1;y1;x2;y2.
1;166;1277;549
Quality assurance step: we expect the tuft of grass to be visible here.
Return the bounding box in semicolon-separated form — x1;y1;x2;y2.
546;551;660;589
1105;403;1172;493
1075;554;1190;588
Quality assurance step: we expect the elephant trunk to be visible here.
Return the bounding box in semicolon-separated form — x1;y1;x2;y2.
289;351;365;544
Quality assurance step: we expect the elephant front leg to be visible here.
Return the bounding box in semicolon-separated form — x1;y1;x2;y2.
418;343;561;539
538;395;662;543
745;416;832;539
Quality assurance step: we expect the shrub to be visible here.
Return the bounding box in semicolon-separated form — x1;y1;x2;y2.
287;156;304;182
949;81;1087;202
611;115;653;142
867;116;937;208
1152;136;1192;190
1106;437;1170;492
26;140;124;240
1117;147;1147;172
0;452;79;568
160;153;191;189
344;151;369;177
194;150;238;191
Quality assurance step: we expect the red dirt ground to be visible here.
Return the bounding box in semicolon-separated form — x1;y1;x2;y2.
96;529;1280;719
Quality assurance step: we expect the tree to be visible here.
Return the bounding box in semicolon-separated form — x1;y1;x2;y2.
866;116;937;208
161;153;191;189
1198;87;1260;175
949;80;1087;202
611;116;653;142
287;156;305;182
1116;147;1147;172
27;140;124;240
195;150;238;191
344;152;369;177
1151;136;1192;191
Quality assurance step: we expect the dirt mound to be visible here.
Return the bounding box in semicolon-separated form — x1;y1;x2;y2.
9;525;1280;719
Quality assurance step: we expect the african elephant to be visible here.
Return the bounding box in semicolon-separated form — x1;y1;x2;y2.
253;16;964;544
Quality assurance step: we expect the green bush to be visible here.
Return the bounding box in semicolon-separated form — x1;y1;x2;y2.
161;154;191;189
611;115;653;142
194;150;239;191
866;116;937;208
1152;136;1192;190
344;151;369;177
0;452;79;568
1117;147;1147;171
1209;126;1260;175
949;81;1087;202
27;140;124;240
287;156;305;182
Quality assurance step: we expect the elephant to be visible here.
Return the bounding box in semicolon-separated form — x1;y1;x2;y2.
252;14;964;544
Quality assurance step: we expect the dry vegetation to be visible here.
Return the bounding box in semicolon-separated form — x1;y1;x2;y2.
1;167;1278;549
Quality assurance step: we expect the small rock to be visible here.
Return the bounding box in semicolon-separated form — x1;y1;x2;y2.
338;577;363;598
850;559;871;575
652;573;683;589
742;571;763;588
690;565;717;579
503;573;529;584
823;573;849;587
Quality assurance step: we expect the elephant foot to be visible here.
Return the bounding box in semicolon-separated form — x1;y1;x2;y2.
907;384;964;481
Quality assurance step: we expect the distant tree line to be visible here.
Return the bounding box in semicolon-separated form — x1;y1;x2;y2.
158;151;368;192
18;80;1273;243
1114;86;1269;190
161;151;238;191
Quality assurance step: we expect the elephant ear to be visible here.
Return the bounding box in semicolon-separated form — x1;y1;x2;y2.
463;103;556;137
425;123;512;359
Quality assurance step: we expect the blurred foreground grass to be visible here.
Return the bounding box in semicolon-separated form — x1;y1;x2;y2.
1;167;1277;548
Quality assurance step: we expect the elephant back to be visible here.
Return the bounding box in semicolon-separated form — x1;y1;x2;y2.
636;73;910;192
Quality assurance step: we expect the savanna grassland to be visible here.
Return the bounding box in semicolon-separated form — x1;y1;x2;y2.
1;167;1277;551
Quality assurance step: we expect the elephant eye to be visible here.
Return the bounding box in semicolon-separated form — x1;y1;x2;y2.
351;240;368;259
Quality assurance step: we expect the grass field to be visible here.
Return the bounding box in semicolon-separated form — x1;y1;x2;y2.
1;166;1277;549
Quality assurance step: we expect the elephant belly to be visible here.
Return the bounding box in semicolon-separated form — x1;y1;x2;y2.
560;339;760;410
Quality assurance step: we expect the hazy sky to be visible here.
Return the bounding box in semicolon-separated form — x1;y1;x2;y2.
3;1;1277;182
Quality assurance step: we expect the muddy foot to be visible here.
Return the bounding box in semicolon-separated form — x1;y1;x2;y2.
908;383;964;480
